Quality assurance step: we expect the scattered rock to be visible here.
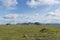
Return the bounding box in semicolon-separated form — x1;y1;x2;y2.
35;38;42;40
40;28;48;32
23;34;29;39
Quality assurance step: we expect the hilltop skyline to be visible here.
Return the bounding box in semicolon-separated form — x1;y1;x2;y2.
0;0;60;24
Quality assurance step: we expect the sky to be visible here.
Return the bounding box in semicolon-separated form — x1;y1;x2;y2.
0;0;60;24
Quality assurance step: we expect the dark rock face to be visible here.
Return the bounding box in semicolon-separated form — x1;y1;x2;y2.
6;23;11;25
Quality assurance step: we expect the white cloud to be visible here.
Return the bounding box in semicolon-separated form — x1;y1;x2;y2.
3;14;19;19
25;13;41;22
27;0;40;8
0;0;18;9
27;0;60;8
45;9;60;23
24;10;60;23
29;10;60;23
39;0;60;5
47;9;60;18
1;10;60;24
1;13;42;23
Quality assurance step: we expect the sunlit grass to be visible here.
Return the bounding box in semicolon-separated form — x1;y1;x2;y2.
0;25;60;40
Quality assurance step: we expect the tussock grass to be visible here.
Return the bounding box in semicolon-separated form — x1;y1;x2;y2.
0;25;60;40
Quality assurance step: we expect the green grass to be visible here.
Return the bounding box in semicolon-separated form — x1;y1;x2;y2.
0;25;60;40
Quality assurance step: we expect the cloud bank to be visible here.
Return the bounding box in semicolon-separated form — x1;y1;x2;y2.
3;14;19;19
0;9;60;24
27;0;60;8
0;0;18;9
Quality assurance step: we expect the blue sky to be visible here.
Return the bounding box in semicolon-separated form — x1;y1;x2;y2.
0;0;60;24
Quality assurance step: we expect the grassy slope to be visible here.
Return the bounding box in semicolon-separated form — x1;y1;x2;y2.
0;25;60;40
